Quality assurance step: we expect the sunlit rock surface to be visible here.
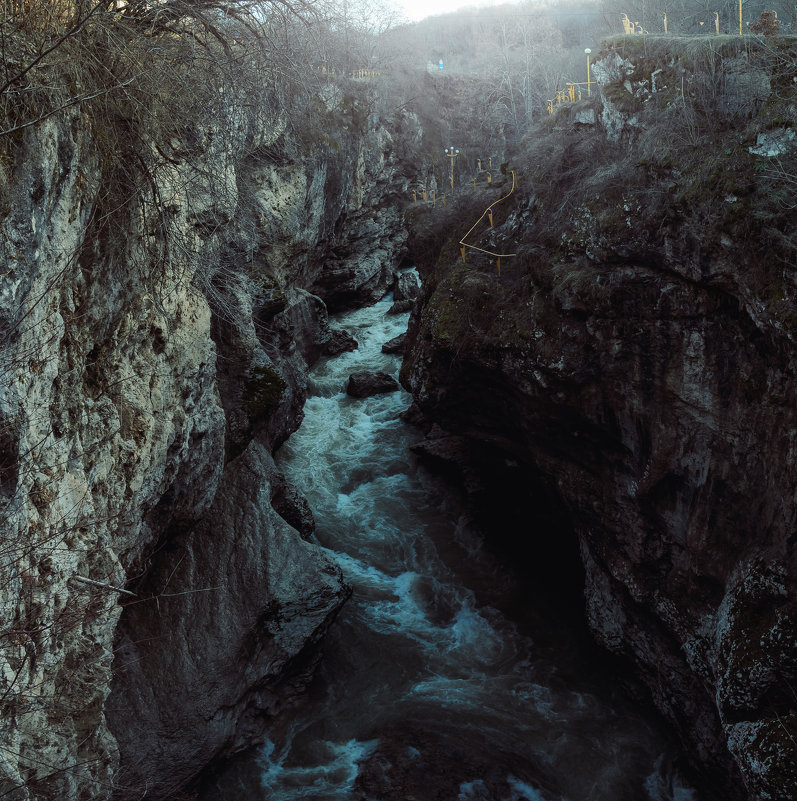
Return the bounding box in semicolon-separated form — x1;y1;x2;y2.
0;83;410;799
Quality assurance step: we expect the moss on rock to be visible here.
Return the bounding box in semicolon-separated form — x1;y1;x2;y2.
243;365;286;421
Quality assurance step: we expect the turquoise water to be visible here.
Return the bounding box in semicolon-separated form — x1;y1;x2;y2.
201;287;699;801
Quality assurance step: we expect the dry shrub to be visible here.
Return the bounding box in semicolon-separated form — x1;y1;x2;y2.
750;11;780;37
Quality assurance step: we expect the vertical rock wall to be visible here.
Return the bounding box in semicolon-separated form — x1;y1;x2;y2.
401;39;797;801
0;82;413;799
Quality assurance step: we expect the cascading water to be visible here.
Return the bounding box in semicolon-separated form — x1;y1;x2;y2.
202;282;700;801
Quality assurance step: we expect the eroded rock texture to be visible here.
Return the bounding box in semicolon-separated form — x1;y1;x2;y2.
0;81;411;799
404;236;797;801
108;443;348;798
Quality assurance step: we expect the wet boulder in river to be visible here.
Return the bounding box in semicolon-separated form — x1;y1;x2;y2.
346;371;399;398
393;271;420;302
324;328;359;356
381;332;406;355
387;299;415;315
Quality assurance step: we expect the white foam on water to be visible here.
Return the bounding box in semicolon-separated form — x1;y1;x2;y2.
335;473;420;529
459;779;490;800
259;736;377;800
409;675;492;707
325;550;409;599
643;755;701;801
266;293;702;801
327;549;505;668
408;674;557;724
459;776;556;801
504;775;556;801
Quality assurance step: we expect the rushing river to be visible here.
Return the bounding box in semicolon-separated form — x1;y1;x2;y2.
202;284;699;801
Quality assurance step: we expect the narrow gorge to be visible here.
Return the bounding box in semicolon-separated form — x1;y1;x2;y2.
1;5;796;801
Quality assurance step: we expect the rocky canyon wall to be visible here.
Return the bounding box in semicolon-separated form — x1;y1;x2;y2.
402;35;797;801
0;73;412;799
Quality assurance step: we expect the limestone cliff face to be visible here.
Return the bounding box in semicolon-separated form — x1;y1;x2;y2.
402;37;797;801
0;83;410;799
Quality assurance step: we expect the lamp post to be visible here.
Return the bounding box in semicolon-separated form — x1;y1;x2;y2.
444;147;460;190
585;48;592;97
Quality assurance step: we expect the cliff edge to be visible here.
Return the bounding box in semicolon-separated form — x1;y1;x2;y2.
402;34;797;801
0;11;412;798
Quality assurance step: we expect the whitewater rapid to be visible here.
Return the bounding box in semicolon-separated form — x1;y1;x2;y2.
202;284;700;801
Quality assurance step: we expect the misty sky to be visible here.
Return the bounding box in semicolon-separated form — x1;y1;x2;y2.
399;0;499;22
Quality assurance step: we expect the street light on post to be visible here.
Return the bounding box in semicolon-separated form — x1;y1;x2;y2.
585;48;592;97
444;147;460;191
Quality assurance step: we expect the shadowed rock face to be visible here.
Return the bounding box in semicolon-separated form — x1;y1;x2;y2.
402;253;797;800
308;124;411;312
401;36;797;795
397;33;797;801
402;250;797;801
107;443;348;799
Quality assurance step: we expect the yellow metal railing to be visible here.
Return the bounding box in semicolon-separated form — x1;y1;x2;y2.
459;170;517;276
620;13;649;34
410;155;495;205
547;81;593;113
409;167;517;274
548;8;754;114
620;8;755;36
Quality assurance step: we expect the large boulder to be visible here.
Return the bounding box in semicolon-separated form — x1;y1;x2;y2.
388;299;415;315
393;270;420;302
324;328;359;356
346;371;400;398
